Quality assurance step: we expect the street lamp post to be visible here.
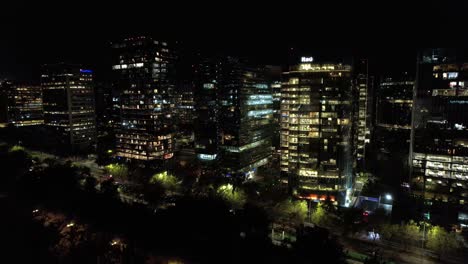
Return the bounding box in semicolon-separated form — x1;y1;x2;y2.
378;193;392;208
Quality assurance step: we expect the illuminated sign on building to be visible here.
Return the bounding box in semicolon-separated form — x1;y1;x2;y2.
197;153;217;160
301;57;314;63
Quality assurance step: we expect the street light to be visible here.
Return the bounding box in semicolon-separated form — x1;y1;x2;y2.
378;193;393;215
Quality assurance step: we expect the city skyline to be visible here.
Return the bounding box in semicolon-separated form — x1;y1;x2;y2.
2;3;468;262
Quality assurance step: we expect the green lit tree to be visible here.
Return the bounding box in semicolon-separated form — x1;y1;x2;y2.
426;226;461;258
216;184;247;210
104;163;128;180
272;199;307;226
8;145;25;152
379;223;399;242
311;202;331;227
149;171;181;195
399;220;420;249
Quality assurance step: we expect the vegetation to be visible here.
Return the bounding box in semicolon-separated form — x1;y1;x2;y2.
271;199;307;226
9;145;25;152
149;171;181;194
311;202;332;227
426;225;461;258
378;220;462;257
216;184;247;209
104;163;128;180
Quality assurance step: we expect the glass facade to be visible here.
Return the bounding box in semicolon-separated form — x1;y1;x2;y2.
410;49;468;221
112;37;175;162
354;59;372;166
173;81;195;149
375;75;414;153
194;57;273;177
7;83;43;126
41;64;96;151
218;58;273;177
194;57;219;164
280;61;354;205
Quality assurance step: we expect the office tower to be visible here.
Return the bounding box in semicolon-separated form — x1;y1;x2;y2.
218;58;273;179
410;49;468;224
173;81;195;150
354;59;373;170
194;57;273;178
265;65;282;154
280;57;354;205
194;57;220;164
41;64;96;152
7;83;43;127
94;82;114;134
372;74;415;187
271;81;282;154
375;74;414;154
112;37;175;162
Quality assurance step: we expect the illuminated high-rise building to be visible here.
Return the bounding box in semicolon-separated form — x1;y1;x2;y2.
173;81;195;150
354;59;373;169
7;83;43;127
410;49;468;224
265;65;282;154
112;37;175;162
41;64;96;152
94;81;114;134
218;58;273;178
280;57;354;205
375;74;414;154
371;74;415;187
194;57;273;178
194;57;219;164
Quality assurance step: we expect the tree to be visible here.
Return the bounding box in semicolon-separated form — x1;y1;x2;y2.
101;178;118;198
311;202;331;227
426;226;461;258
272;199;307;226
104;164;128;180
8;145;25;152
217;184;247;210
149;171;181;195
0;146;32;191
399;220;420;249
379;223;399;242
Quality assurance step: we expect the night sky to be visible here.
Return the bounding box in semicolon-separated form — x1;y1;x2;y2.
2;1;467;82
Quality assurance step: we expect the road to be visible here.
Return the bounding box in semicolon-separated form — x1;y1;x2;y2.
340;233;465;264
